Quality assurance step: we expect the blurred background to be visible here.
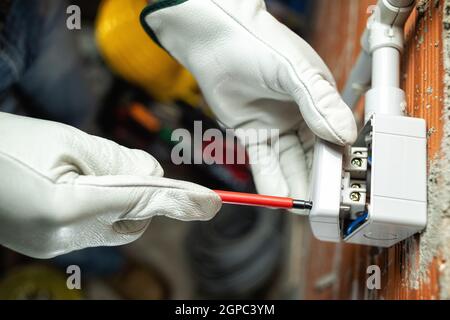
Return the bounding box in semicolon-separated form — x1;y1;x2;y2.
0;0;315;300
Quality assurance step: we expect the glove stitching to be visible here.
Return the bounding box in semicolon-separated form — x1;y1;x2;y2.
0;150;60;184
0;150;208;196
209;0;345;145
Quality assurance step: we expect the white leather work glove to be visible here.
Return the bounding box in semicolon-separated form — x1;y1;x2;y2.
141;0;357;201
0;112;221;259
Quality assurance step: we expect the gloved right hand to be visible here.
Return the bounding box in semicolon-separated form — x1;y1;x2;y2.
141;0;357;202
0;112;221;259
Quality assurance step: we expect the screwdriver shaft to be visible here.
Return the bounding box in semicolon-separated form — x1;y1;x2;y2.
214;190;313;210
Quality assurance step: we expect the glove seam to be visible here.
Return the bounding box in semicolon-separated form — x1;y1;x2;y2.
139;0;189;51
0;150;206;194
0;150;60;184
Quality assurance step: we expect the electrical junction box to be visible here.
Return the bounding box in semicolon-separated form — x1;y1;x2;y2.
309;114;427;247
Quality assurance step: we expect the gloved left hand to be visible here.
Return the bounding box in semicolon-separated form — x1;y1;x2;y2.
0;112;221;259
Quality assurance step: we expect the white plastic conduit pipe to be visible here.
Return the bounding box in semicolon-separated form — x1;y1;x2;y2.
364;0;416;122
342;0;416;121
342;30;372;109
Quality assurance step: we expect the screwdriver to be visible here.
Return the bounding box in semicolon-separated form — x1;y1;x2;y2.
214;190;313;210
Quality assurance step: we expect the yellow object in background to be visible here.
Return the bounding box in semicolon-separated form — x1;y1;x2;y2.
95;0;200;106
0;265;83;300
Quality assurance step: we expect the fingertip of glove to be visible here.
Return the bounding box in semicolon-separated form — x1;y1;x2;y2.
328;101;358;146
192;188;223;221
151;182;223;222
288;68;357;147
317;96;357;146
305;93;358;146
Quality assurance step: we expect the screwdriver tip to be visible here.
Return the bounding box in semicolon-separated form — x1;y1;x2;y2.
292;200;313;210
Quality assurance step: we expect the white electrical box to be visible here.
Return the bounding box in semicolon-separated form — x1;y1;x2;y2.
309;114;427;247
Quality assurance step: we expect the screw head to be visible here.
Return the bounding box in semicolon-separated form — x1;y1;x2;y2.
351;184;361;189
351;158;363;167
350;192;361;202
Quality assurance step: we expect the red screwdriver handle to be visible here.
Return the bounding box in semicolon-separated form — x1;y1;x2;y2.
214;190;294;209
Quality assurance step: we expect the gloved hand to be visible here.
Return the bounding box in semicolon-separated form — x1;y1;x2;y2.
0;112;221;259
141;0;357;201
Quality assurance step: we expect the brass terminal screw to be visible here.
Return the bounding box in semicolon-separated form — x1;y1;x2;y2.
350;192;361;202
351;184;361;189
351;158;363;167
